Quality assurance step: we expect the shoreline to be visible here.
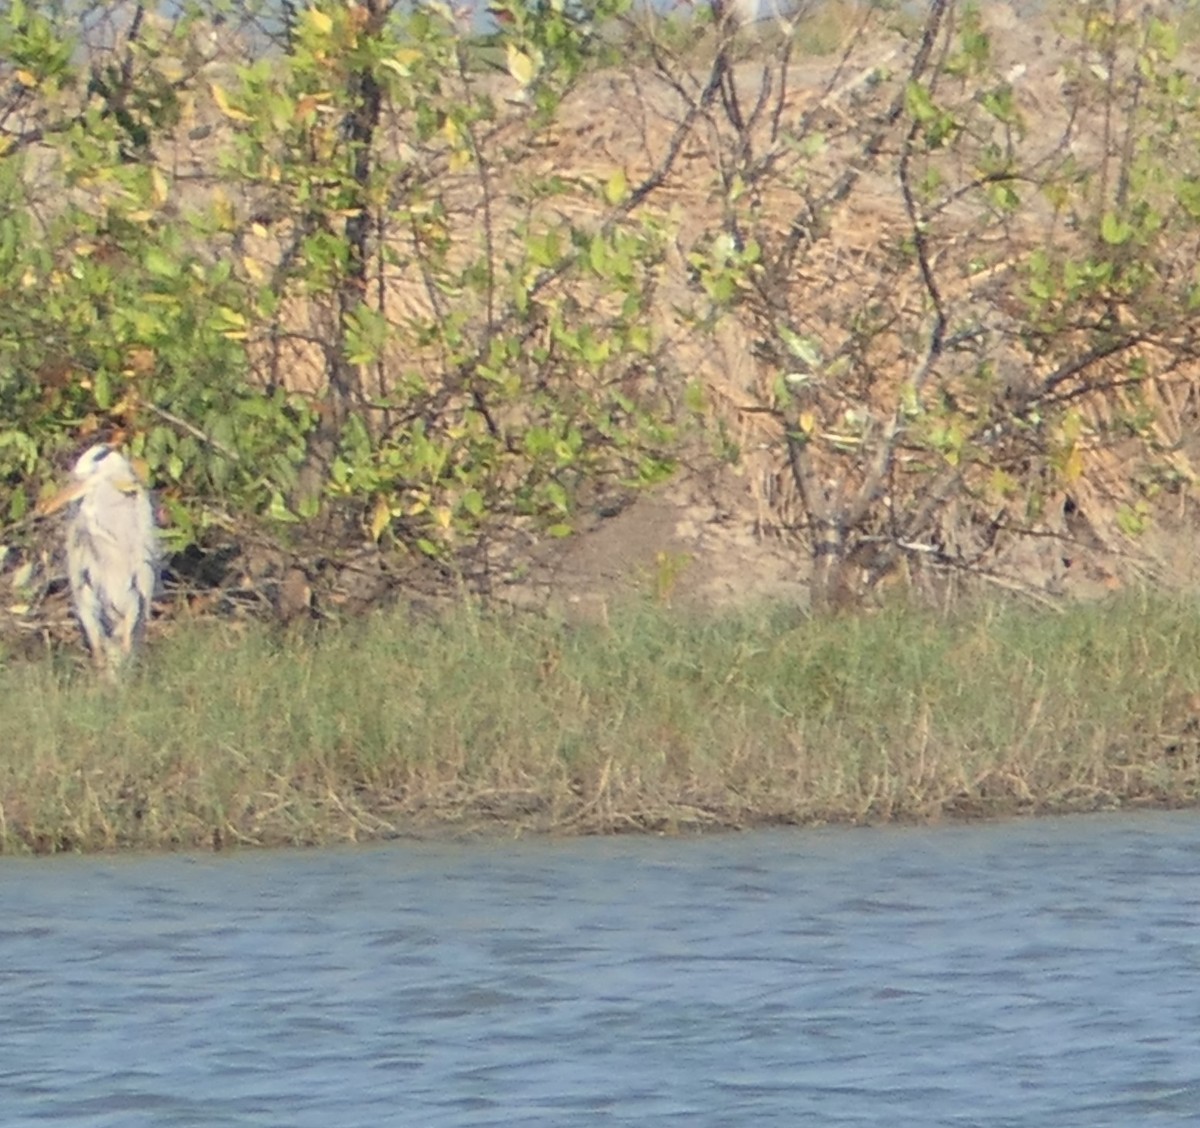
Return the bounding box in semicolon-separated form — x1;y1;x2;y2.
3;778;1195;858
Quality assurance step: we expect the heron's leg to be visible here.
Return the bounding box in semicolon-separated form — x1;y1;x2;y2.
74;593;106;668
114;598;142;662
99;649;121;682
90;635;113;677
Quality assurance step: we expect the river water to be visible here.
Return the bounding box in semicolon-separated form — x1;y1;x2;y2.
2;812;1198;1126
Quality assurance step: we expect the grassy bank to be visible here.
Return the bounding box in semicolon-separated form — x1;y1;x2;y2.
1;592;1199;854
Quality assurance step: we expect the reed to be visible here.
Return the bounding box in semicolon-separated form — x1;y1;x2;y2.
1;591;1198;853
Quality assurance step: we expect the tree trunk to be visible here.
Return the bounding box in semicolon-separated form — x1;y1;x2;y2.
291;0;385;517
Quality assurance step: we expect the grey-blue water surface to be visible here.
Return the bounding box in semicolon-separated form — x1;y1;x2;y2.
2;812;1199;1127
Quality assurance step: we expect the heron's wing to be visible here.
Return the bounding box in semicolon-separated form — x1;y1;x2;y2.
67;492;156;651
70;486;156;588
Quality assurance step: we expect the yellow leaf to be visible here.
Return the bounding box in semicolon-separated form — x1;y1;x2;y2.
307;8;334;35
381;50;423;76
210;83;254;123
1061;408;1084;446
216;306;248;340
150;167;169;206
242;255;266;284
14;69;36;88
210;188;235;228
434;505;453;530
369;495;391;542
1062;445;1084;483
506;44;537;88
799;411;816;435
989;467;1017;498
604;169;628;206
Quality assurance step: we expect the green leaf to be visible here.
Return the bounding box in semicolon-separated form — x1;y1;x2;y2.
462;488;484;517
528;230;562;268
588;234;609;276
144;247;177;279
267;492;300;523
1100;213;1133;246
92;370;112;410
778;327;822;367
905;81;936;123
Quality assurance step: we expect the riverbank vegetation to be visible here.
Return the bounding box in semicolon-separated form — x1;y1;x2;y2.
5;3;1200;852
4;0;1200;619
1;591;1198;853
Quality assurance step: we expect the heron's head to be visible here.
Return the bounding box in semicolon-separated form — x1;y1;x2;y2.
71;443;130;483
37;444;141;516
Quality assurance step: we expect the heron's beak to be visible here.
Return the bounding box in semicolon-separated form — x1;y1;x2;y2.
35;480;86;517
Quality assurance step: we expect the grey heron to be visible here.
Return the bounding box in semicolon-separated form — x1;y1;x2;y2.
39;444;159;675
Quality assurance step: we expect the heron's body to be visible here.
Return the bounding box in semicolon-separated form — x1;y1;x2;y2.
42;445;159;674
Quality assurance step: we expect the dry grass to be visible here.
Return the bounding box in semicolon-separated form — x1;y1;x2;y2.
1;590;1198;854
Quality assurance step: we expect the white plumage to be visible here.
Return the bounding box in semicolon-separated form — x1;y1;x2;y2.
41;444;159;675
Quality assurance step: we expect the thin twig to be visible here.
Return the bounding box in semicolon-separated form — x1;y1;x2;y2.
143;402;241;462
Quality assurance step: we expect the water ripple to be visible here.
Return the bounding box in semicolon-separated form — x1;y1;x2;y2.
2;812;1199;1125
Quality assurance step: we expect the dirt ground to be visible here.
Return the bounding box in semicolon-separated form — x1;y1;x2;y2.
493;1;1200;620
496;0;1200;620
495;462;1200;623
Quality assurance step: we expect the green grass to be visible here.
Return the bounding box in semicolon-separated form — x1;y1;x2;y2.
2;590;1199;853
